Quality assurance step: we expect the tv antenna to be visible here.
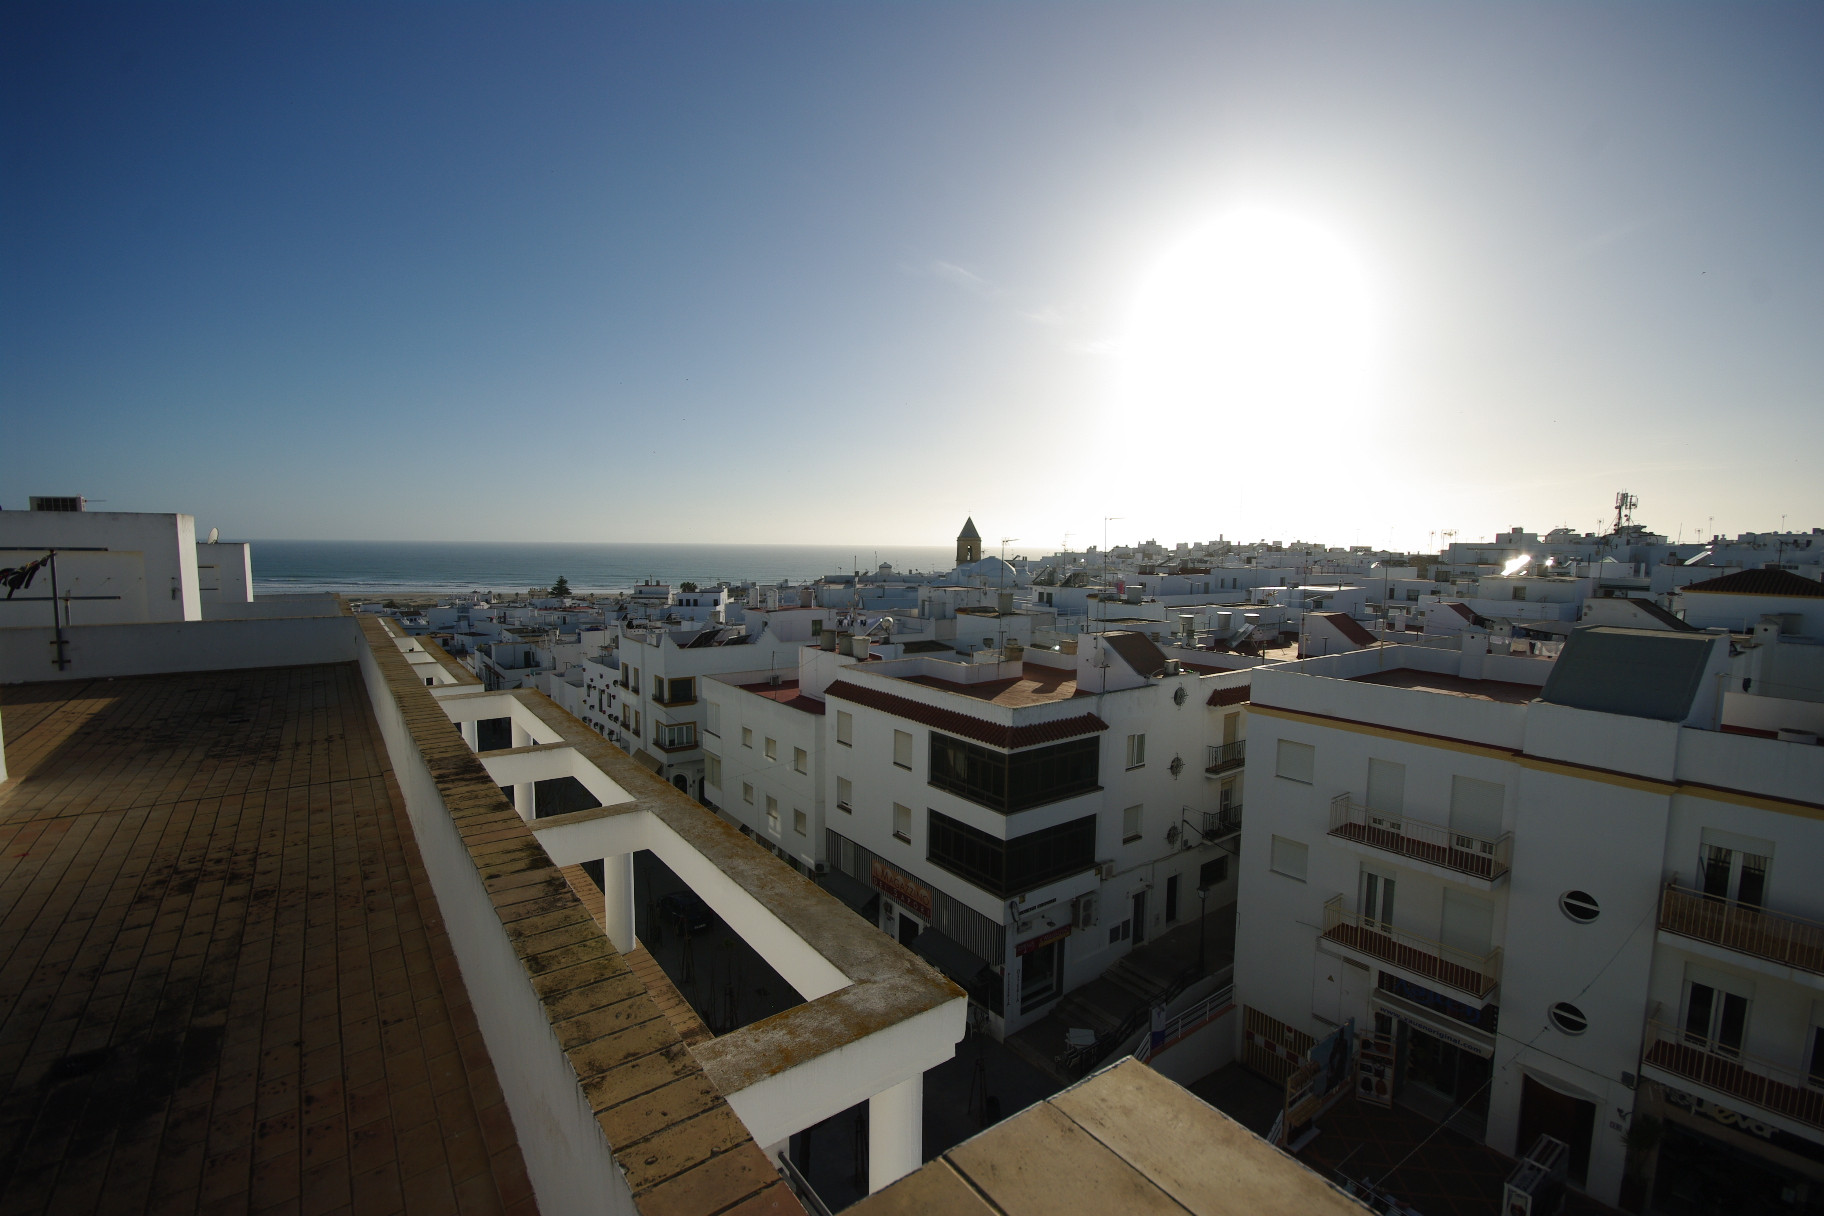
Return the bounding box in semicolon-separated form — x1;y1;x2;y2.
1612;490;1638;534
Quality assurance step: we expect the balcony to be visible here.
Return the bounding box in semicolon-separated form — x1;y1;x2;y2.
1641;1020;1824;1134
1658;882;1824;977
1321;894;1502;999
1205;740;1246;775
1327;794;1511;886
1200;803;1242;840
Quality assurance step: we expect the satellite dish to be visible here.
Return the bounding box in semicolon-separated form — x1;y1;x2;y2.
207;527;219;544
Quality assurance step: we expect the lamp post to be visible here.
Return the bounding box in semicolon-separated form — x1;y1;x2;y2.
1196;886;1211;972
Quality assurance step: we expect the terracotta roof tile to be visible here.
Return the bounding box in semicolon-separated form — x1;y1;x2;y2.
1681;568;1824;598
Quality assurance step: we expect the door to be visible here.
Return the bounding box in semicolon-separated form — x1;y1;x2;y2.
1222;712;1240;745
1132;891;1148;945
1165;875;1180;922
897;911;922;949
1366;759;1405;831
1360;869;1396;935
1700;837;1771;909
1518;1074;1595;1187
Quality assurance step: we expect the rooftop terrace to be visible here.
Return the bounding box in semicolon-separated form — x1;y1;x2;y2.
0;665;534;1214
904;668;1082;707
1349;669;1542;705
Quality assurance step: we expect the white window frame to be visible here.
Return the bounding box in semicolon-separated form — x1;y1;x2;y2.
766;794;780;835
1122;804;1143;844
1270;835;1308;882
793;808;808;836
705;701;721;736
893;802;912;842
765;736;778;761
1126;733;1147;770
742;727;753;749
893;730;913;770
1276;740;1315;785
837;776;853;812
705;753;721;789
794;747;808;774
742;782;754;805
836;711;853;746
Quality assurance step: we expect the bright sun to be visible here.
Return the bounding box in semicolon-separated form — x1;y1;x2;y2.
1119;210;1377;423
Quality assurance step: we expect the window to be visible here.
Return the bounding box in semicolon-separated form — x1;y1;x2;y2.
661;677;695;704
1275;740;1315;784
928;733;1100;813
1512;585;1527;601
1548;1002;1588;1035
836;711;853;746
1269;835;1308;881
1122;805;1143;844
766;795;780;834
765;736;778;761
742;782;754;805
793;809;807;835
742;727;753;749
1199;856;1228;888
1683;972;1750;1057
794;747;808;774
893;730;913;770
705;701;721;736
836;776;852;811
656;721;696;750
1126;733;1147;769
1699;829;1774;909
926;810;1098;898
1559;891;1600;923
893;803;912;842
705;753;721;789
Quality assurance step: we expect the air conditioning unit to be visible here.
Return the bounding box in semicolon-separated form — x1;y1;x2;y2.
1096;860;1117;881
1502;1135;1568;1216
1073;892;1099;930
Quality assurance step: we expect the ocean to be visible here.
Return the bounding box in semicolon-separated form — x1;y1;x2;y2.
250;540;957;597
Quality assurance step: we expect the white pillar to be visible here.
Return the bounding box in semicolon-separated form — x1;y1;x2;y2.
601;853;636;954
867;1073;923;1193
460;719;477;751
511;719;532;749
514;782;535;820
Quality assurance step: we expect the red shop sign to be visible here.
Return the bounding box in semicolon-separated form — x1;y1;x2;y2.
1016;925;1072;956
870;859;933;919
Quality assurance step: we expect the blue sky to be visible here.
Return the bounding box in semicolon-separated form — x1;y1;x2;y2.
4;3;1820;551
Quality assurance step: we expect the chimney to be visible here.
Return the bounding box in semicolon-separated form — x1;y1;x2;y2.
997;591;1015;615
1003;640;1025;664
820;629;838;651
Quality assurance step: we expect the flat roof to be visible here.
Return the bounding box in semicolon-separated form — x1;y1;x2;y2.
0;666;535;1213
1349;668;1542;705
906;668;1083;707
849;1058;1369;1216
734;677;828;715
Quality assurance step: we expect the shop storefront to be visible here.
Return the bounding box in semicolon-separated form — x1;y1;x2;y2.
1016;925;1071;1013
1371;972;1497;1139
1650;1086;1824;1215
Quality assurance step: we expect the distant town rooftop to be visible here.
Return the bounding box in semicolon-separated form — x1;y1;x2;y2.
906;667;1083;707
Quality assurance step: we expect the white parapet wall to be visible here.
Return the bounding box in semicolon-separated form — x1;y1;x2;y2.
0;614;359;684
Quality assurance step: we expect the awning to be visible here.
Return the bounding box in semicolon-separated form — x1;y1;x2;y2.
912;928;993;988
1372;990;1496;1059
820;869;880;917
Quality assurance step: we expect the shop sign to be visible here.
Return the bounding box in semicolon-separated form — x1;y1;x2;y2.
1015;924;1071;956
1378;972;1498;1034
1661;1086;1824;1165
870;859;932;919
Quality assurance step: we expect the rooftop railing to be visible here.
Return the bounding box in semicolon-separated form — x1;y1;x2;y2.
1327;794;1511;884
1321;894;1502;999
1659;881;1824;977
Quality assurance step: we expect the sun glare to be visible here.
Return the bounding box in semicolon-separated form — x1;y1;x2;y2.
1119;210;1377;424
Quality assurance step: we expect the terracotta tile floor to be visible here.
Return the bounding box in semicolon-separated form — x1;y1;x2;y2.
0;666;536;1216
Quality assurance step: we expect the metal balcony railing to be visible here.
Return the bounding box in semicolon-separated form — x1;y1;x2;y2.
1327;795;1511;883
1320;894;1502;998
1659;882;1824;977
1200;804;1242;839
1205;740;1246;774
1642;1020;1824;1132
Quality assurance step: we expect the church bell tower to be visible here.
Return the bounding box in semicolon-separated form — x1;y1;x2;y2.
956;517;982;565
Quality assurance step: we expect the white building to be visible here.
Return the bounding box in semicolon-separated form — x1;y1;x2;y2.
1233;623;1824;1209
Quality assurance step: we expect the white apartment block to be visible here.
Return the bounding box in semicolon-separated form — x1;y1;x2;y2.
1234;598;1824;1212
742;628;1248;1039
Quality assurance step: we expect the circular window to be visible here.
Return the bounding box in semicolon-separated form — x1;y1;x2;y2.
1559;891;1601;923
1548;1003;1588;1035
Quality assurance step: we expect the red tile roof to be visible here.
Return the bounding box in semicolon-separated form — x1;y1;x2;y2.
1681;568;1824;598
824;681;1108;749
1207;684;1251;707
736;678;829;715
1315;612;1377;646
